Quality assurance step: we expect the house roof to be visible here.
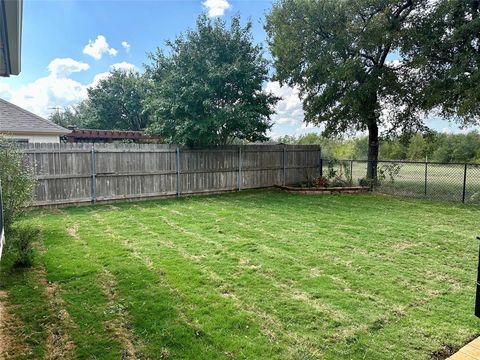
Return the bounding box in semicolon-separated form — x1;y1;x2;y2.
0;98;70;135
0;0;22;76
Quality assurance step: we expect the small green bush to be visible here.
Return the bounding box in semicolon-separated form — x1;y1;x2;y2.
9;224;39;267
330;178;349;187
358;177;379;188
469;192;480;204
378;163;403;184
0;137;36;232
313;176;329;188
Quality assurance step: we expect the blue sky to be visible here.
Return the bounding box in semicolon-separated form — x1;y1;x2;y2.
0;0;475;138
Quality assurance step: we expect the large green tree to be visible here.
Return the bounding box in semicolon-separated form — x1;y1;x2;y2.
50;70;150;131
145;15;279;146
49;100;95;129
266;0;427;179
403;0;480;123
87;70;150;131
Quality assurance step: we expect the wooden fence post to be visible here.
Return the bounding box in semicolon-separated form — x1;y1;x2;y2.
283;146;287;186
238;146;242;191
176;147;181;197
91;145;97;204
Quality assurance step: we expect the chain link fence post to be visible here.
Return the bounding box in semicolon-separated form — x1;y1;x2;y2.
424;161;428;197
462;163;468;203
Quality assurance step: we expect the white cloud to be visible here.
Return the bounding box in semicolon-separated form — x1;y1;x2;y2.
265;81;326;139
83;35;118;60
121;41;131;52
0;82;11;98
9;76;88;115
276;117;298;125
89;72;111;88
202;0;231;17
110;61;136;72
47;58;89;77
0;58;109;118
265;81;305;127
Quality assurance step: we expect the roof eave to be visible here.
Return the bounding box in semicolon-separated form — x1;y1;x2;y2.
0;0;22;76
1;129;71;136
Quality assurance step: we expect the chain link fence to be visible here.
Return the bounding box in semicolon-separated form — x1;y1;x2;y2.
322;159;480;205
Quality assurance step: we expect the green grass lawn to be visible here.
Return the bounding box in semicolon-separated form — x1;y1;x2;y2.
1;189;479;359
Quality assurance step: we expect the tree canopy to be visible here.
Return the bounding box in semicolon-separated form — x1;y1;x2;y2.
49;100;95;129
145;15;279;146
50;70;149;131
403;0;480;123
266;0;429;178
87;70;150;131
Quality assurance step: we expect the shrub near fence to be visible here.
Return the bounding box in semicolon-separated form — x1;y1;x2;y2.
328;159;480;204
21;143;322;206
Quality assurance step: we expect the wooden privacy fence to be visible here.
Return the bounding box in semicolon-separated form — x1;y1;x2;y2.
21;143;322;206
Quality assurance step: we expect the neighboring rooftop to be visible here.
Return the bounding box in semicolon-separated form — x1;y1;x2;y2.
0;98;69;134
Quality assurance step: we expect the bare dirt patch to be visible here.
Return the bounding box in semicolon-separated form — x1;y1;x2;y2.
30;268;77;360
430;335;480;360
44;282;76;360
99;270;141;359
392;241;417;251
0;291;30;359
66;224;88;247
66;225;80;241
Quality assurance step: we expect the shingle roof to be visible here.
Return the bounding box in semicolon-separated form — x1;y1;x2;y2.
0;98;69;135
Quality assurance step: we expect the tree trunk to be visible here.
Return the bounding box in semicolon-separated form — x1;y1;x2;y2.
367;122;379;180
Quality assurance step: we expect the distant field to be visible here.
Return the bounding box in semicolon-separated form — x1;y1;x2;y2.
332;160;480;204
1;189;479;359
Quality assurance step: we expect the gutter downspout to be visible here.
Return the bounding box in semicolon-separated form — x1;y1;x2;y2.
0;0;12;76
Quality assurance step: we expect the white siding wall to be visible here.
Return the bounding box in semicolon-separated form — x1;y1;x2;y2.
4;133;61;143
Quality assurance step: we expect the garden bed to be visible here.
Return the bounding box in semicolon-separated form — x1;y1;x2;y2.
275;184;370;194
